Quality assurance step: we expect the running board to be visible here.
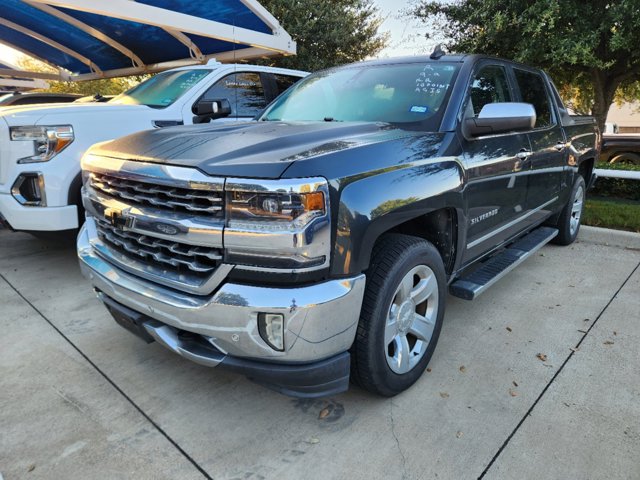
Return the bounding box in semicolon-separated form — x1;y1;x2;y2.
450;227;558;300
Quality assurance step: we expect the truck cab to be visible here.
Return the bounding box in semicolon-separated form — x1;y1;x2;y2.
0;61;306;233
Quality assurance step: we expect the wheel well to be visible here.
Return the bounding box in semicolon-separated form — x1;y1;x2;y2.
384;208;458;274
67;172;83;205
578;158;595;184
67;172;85;226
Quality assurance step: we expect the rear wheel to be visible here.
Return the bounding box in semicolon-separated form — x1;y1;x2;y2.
351;234;446;396
552;175;585;246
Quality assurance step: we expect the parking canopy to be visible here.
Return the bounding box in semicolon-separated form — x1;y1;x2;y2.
0;59;48;90
0;0;296;81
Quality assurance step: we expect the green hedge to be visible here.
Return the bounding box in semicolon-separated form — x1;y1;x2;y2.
591;162;640;201
595;161;640;172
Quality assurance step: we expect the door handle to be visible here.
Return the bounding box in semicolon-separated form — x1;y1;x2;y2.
554;142;566;152
516;149;533;160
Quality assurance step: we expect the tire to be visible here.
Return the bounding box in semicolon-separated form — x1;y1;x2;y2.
552;175;586;246
351;234;446;396
609;153;640;166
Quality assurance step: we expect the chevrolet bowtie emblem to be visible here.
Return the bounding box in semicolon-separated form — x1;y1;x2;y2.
104;207;133;229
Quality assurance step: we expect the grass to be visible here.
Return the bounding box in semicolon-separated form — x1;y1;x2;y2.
583;196;640;233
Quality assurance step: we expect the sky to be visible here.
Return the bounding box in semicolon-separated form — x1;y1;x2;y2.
374;0;436;58
0;0;433;68
0;44;21;67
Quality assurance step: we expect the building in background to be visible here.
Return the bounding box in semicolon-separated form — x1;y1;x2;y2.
606;102;640;134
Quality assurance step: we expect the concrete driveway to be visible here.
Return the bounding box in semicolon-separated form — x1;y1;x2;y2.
1;226;639;480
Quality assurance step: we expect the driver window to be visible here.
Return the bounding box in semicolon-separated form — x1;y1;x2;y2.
468;65;512;117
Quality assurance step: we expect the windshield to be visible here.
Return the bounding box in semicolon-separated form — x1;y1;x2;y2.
261;62;459;125
109;69;211;108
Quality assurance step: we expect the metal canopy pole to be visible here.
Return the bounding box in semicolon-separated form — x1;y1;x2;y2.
0;17;102;74
0;38;70;80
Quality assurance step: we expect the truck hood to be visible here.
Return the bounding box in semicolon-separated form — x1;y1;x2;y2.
91;121;423;178
0;102;153;126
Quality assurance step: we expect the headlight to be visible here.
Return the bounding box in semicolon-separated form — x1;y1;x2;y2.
224;177;331;271
10;125;74;163
227;185;325;230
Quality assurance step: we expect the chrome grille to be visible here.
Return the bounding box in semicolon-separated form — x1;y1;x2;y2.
95;219;222;275
90;172;223;215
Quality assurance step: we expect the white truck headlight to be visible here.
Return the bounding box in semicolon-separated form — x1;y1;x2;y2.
10;125;74;163
224;177;331;271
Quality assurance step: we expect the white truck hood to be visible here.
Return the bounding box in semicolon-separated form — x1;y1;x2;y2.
0;102;158;127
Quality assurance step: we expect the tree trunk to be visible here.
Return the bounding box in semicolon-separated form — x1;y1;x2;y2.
591;69;620;133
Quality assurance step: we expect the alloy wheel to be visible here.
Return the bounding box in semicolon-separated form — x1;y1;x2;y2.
385;264;439;374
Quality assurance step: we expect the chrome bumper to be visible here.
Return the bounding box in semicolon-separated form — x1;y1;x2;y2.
77;222;366;364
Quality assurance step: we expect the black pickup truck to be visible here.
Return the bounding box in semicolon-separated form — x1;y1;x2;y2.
77;54;599;398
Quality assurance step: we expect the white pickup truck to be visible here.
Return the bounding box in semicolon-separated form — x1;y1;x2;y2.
0;61;306;233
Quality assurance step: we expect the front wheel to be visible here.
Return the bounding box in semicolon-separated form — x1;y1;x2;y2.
351;234;446;396
552;175;586;246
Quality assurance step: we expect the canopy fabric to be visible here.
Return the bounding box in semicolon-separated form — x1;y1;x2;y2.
0;0;296;81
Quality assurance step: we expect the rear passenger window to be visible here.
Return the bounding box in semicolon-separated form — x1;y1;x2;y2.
274;74;301;95
200;72;266;117
469;65;512;116
514;69;553;128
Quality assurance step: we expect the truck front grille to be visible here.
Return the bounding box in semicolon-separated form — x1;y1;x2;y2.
95;218;222;275
90;172;224;216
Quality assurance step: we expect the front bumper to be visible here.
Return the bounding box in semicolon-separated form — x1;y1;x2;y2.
77;223;366;396
100;294;352;398
0;193;78;231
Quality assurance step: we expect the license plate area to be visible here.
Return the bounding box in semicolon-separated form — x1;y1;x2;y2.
99;292;155;344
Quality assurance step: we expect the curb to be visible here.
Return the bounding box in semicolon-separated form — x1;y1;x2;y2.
578;226;640;250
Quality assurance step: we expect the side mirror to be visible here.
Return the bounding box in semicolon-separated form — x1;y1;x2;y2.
192;98;232;123
465;102;536;137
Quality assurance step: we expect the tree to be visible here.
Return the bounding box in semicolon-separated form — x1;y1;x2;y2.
259;0;388;72
16;56;143;96
411;0;640;131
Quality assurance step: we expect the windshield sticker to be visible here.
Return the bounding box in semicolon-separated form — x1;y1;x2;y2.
410;106;429;113
415;64;451;94
179;72;207;90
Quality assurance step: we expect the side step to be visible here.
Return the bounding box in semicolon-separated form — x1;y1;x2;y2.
450;227;558;300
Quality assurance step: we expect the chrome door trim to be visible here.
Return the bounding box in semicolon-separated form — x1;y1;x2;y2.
466;196;558;249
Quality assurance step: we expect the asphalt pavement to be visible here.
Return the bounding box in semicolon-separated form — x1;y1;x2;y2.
1;225;639;480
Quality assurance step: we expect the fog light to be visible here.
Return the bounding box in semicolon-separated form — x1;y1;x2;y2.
11;173;46;206
258;313;285;351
